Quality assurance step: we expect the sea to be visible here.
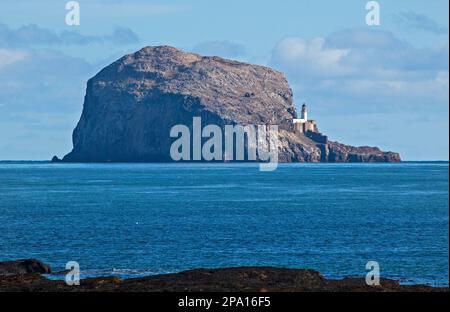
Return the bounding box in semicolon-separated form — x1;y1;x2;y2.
0;161;448;286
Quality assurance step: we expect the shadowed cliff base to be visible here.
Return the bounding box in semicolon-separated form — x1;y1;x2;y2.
56;46;400;163
0;260;446;292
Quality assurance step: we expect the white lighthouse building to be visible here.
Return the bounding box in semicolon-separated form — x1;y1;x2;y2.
293;103;317;134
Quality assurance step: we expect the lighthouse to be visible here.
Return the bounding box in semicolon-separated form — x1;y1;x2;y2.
300;103;308;121
291;103;327;143
293;103;309;123
293;103;317;134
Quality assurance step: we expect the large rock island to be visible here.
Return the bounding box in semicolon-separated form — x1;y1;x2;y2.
59;46;400;163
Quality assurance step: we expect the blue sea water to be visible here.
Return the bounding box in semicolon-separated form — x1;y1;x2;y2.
0;162;448;286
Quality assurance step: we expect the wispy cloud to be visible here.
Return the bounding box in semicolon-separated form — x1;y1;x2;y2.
0;48;95;112
0;48;27;69
0;23;140;47
271;37;350;77
87;2;190;16
192;41;246;58
394;11;448;35
270;28;449;115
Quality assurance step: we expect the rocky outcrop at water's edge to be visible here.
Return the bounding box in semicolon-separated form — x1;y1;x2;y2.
0;259;445;292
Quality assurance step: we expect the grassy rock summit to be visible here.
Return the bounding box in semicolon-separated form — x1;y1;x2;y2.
60;46;400;163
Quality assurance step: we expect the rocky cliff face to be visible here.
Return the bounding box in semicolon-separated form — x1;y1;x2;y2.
61;46;400;163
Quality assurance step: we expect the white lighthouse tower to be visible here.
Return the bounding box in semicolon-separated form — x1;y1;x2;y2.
300;103;308;121
293;103;317;134
293;103;308;123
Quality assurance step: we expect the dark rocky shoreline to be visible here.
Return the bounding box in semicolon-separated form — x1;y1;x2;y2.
0;259;447;292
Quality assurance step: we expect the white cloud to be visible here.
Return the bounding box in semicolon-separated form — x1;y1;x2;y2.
394;11;449;35
270;29;449;104
272;37;350;77
94;3;189;15
0;48;27;69
321;75;449;98
0;48;95;112
436;71;449;87
0;23;140;47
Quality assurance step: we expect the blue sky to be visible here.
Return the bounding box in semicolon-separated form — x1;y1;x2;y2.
0;0;448;160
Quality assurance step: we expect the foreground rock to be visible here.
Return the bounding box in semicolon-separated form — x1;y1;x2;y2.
60;45;400;163
0;259;51;276
0;261;446;292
